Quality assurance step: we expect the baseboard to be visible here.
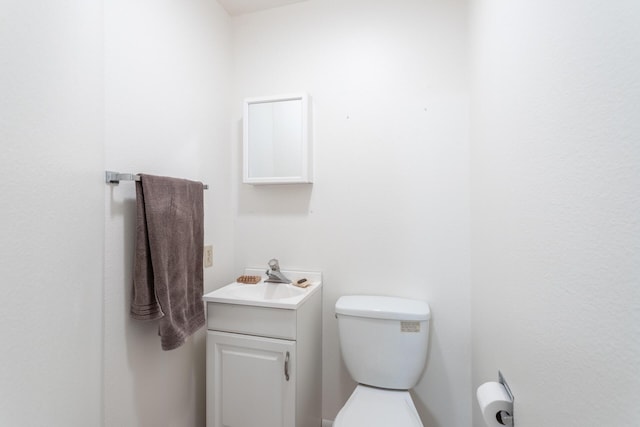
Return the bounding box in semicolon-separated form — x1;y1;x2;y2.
322;419;334;427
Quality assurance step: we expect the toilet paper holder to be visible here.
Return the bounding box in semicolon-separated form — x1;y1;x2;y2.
497;371;514;426
497;410;513;426
477;371;515;427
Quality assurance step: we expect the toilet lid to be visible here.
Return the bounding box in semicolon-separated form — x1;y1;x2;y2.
333;385;423;427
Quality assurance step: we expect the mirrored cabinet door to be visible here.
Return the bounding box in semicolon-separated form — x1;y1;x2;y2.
243;93;312;184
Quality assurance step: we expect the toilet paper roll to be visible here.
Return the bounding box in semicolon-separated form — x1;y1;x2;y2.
476;381;513;427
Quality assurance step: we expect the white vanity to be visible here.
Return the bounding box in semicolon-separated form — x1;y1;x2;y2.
203;269;322;427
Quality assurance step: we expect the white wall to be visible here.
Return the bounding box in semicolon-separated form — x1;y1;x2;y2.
470;1;640;426
7;2;636;426
230;1;471;425
103;0;234;425
0;0;104;425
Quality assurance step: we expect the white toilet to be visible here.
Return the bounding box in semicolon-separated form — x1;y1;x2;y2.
333;295;431;427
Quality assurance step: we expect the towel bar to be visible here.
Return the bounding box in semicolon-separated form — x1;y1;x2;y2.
106;171;209;190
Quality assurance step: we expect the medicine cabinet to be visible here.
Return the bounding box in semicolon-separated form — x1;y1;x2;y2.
243;93;312;185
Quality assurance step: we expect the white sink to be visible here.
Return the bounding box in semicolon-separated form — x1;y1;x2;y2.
203;269;322;309
228;282;306;300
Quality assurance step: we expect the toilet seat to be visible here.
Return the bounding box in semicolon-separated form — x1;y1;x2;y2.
333;385;423;427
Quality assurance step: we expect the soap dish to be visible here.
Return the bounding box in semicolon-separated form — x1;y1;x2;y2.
236;275;262;284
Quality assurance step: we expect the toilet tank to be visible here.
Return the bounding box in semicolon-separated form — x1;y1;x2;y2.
335;295;431;390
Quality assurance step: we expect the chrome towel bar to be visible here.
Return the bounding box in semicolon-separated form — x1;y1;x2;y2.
105;171;208;190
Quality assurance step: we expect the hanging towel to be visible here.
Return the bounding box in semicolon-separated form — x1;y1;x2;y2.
131;174;205;350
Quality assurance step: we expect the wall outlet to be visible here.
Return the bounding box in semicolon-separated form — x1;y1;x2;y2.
204;245;213;268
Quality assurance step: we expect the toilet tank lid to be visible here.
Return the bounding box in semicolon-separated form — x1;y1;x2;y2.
335;295;431;321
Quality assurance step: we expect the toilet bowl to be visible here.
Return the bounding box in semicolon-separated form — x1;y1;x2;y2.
334;295;431;427
333;385;422;427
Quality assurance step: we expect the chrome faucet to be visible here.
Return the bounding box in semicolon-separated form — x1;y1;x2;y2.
265;258;291;284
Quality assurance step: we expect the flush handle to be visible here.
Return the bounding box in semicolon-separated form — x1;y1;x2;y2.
284;351;290;381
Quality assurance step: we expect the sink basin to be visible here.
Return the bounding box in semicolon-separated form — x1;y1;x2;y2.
228;282;306;300
203;269;322;309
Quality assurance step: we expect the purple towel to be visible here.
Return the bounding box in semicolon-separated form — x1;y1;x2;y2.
131;174;205;350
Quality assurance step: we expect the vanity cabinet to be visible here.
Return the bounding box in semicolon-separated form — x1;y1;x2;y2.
204;274;322;427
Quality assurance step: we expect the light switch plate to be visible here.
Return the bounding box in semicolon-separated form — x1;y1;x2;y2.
204;245;213;268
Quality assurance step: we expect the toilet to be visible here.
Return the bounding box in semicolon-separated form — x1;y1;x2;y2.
333;295;431;427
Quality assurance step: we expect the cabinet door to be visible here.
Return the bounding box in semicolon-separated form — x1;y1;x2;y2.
207;331;296;427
